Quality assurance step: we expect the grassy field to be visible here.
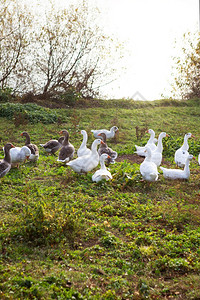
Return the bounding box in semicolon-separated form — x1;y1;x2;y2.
0;99;200;299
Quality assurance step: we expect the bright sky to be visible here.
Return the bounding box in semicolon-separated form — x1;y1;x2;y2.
92;0;199;100
26;0;199;100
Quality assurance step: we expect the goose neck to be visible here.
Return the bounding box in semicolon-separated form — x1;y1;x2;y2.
4;149;11;164
81;132;87;146
63;135;69;145
184;158;190;174
25;134;31;145
100;159;107;170
156;135;164;153
148;131;155;142
182;135;189;150
145;149;152;161
91;141;98;153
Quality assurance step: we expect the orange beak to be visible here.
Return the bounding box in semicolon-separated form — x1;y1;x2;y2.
100;140;105;145
107;155;111;159
166;134;170;137
59;131;63;134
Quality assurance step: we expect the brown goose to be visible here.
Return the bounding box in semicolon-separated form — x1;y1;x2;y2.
57;130;75;162
0;143;15;178
97;132;118;164
20;131;39;162
40;136;64;155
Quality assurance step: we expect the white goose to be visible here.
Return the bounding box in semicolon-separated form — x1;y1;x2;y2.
135;129;157;156
21;131;39;162
150;132;169;166
174;133;194;167
77;130;91;157
160;154;194;180
67;139;104;173
91;126;119;139
92;153;112;182
140;146;159;181
10;146;31;167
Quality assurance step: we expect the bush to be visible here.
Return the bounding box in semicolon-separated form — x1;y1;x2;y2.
0;102;58;124
60;88;79;107
0;87;12;102
13;201;85;247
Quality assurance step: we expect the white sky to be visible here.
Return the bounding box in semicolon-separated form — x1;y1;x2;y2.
26;0;199;100
92;0;199;100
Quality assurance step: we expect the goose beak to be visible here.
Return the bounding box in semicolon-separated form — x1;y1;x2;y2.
59;131;63;134
166;134;169;137
191;134;195;138
107;155;111;159
193;156;196;160
97;133;103;140
11;144;15;148
20;133;23;136
100;140;105;145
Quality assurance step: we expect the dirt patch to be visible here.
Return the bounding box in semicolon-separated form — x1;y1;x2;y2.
116;154;171;166
116;154;144;164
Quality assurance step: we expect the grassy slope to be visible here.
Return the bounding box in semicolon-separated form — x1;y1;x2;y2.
0;99;200;299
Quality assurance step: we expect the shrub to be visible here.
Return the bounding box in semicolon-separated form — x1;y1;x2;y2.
13;202;84;247
0;102;58;124
60;88;80;107
0;87;12;102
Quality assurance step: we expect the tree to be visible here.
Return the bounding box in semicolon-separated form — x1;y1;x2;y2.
0;0;32;90
1;0;123;99
172;32;200;99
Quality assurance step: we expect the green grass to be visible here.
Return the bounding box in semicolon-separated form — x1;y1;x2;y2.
0;98;200;299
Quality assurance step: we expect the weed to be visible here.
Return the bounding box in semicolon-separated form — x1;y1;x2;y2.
12;201;85;248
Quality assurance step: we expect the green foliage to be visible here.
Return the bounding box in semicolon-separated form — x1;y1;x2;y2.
163;135;200;158
0;102;58;124
0;101;200;299
100;232;119;249
0;87;12;102
13;201;85;247
138;279;149;299
60;88;80;107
